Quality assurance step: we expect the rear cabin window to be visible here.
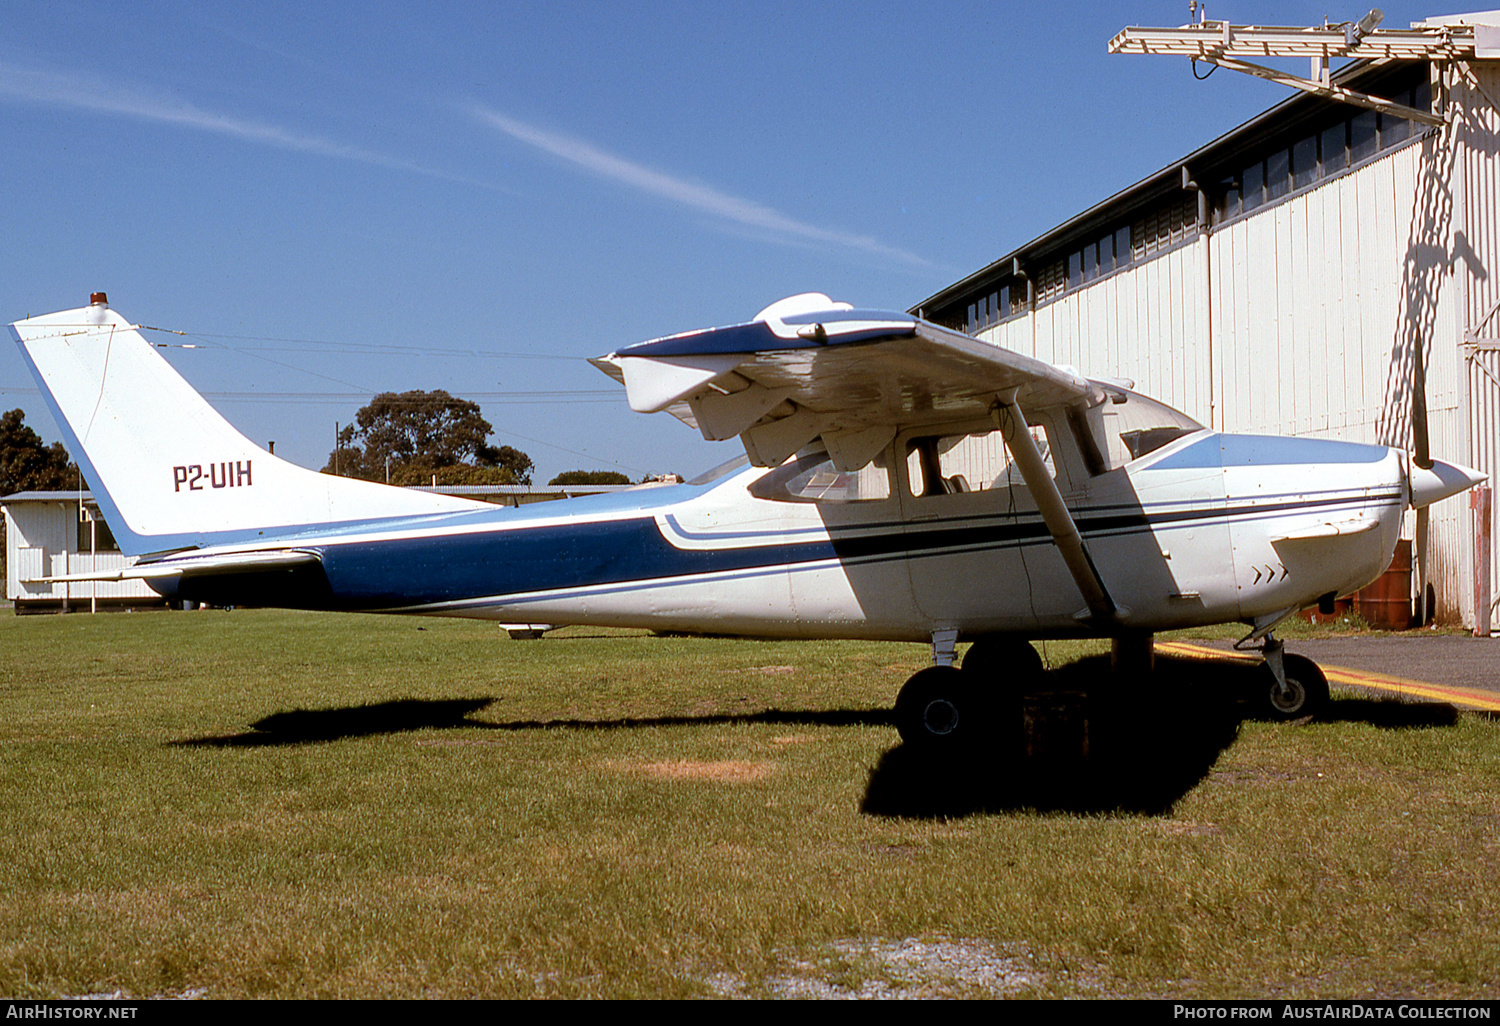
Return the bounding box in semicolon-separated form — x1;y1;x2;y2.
688;453;750;486
750;450;891;503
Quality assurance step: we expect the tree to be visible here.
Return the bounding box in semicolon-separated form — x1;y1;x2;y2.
1;408;82;584
322;391;532;486
548;470;631;486
1;408;78;496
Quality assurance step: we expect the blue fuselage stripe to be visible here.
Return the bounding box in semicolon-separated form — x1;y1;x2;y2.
315;517;833;607
212;488;1397;611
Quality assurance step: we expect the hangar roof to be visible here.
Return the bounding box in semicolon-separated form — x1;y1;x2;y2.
1;491;96;503
911;56;1434;327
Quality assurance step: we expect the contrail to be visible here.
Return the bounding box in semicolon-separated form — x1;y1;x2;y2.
0;62;503;191
471;105;933;268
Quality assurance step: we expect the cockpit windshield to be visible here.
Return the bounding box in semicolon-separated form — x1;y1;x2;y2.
687;453;751;486
1095;386;1204;469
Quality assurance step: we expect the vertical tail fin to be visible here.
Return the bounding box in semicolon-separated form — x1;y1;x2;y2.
9;296;489;555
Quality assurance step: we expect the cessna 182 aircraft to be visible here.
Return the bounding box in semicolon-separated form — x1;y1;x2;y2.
9;293;1486;748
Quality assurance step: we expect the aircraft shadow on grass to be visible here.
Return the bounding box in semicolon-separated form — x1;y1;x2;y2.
172;698;891;748
172;697;504;747
172;657;1463;816
863;654;1467;818
1315;696;1462;728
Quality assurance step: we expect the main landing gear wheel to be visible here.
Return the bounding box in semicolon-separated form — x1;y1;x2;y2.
1263;653;1330;721
960;638;1044;685
895;666;985;749
963;638;1043;734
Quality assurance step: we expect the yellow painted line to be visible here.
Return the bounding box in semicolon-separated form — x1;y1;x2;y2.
1156;640;1259;663
1157;640;1500;713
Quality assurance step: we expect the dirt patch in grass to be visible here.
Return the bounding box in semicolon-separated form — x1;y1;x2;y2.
741;665;798;675
61;988;207;1001
864;842;924;860
1207;766;1310;787
613;759;776;782
1153;820;1223;837
769;734;817;746
412;739;508;748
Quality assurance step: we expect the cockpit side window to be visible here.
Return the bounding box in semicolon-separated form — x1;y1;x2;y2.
748;449;892;503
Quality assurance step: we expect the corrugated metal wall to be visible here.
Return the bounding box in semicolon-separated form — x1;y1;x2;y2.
1456;62;1500;631
978;101;1490;624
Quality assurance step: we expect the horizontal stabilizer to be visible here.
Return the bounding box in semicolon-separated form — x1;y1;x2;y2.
25;549;322;584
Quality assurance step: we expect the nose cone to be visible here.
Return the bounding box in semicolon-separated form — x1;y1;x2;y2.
1409;458;1487;508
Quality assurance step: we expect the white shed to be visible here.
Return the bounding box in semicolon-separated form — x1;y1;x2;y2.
2;491;164;613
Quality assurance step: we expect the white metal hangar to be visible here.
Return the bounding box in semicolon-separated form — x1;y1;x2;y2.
913;12;1500;632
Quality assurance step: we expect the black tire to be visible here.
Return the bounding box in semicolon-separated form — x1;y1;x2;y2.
1264;653;1330;721
960;638;1044;686
960;638;1043;751
895;666;984;749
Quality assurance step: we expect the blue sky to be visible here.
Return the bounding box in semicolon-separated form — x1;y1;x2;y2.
1;0;1443;482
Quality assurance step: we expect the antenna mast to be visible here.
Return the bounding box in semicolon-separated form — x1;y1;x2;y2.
1107;9;1492;126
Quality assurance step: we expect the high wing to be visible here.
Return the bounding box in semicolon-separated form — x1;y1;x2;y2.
594;293;1120;621
591;293;1105;470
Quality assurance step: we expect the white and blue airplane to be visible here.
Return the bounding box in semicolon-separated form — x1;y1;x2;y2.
9;292;1486;747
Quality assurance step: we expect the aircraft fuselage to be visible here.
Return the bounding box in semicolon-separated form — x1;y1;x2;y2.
152;428;1406;643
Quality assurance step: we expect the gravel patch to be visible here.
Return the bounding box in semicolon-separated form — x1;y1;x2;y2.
703;937;1090;999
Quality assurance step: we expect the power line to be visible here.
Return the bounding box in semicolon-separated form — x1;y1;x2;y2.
1;384;619;404
207;390;618;405
145;326;584;360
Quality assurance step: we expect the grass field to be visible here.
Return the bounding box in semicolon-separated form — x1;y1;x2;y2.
1;607;1497;999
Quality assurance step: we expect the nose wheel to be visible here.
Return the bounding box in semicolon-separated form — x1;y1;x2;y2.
1257;635;1330;720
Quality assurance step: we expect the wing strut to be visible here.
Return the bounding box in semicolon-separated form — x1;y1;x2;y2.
994;393;1120;623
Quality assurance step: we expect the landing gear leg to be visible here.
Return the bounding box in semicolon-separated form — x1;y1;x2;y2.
1110;632;1155;678
1263;633;1287;694
930;627;959;668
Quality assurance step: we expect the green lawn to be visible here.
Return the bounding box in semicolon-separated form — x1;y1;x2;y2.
1;608;1495;998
